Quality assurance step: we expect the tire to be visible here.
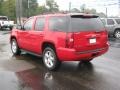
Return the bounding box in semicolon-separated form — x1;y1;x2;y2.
9;27;13;30
114;29;120;39
11;39;21;55
43;47;61;71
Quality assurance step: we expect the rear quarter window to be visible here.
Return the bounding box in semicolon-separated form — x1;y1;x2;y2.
107;19;115;25
49;16;69;32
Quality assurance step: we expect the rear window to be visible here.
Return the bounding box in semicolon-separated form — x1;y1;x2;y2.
49;16;104;32
70;17;104;32
115;19;120;24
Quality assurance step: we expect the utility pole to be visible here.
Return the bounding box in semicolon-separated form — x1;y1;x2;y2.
105;7;107;18
69;2;71;12
16;0;22;25
118;0;120;16
27;0;30;18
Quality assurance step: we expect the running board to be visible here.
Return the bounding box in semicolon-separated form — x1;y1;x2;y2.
21;49;42;57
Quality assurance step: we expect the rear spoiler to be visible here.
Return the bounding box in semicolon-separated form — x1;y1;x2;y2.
71;15;99;18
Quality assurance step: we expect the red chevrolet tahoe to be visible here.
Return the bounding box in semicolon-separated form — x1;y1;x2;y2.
10;13;109;70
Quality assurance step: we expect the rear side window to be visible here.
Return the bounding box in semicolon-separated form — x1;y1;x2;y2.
35;17;45;31
107;19;115;25
49;16;69;32
70;17;104;32
115;19;120;24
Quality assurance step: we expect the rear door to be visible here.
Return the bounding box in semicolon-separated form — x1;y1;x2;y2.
69;15;108;52
27;17;45;54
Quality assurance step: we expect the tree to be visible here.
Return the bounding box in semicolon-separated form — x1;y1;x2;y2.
1;0;16;20
84;8;97;14
36;5;48;14
22;0;38;17
80;4;86;13
46;0;59;12
71;8;80;13
0;0;4;15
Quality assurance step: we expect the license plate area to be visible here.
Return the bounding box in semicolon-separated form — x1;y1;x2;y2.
89;38;96;44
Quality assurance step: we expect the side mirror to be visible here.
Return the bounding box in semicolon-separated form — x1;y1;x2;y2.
16;25;23;30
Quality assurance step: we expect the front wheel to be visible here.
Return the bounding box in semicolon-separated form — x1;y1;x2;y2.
43;47;61;71
114;30;120;39
11;39;21;55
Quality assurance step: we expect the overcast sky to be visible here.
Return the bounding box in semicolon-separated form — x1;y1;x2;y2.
37;0;120;16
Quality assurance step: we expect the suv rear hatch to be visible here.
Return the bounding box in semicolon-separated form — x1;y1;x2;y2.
69;15;108;52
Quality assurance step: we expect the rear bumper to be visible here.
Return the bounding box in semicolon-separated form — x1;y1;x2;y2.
57;46;109;61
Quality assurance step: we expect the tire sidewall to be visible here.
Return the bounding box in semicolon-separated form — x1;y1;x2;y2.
114;30;120;39
43;47;60;70
11;39;20;55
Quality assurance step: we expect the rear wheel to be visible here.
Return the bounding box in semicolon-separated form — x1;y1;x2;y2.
114;29;120;39
43;47;61;71
11;39;21;55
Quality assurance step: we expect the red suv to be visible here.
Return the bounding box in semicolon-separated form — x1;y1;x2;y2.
10;13;109;70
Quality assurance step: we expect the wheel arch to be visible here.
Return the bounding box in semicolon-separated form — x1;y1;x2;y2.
42;42;56;53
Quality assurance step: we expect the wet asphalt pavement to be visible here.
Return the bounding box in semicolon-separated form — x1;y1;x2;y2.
0;31;120;90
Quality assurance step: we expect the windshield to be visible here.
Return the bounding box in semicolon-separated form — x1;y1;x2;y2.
0;17;8;20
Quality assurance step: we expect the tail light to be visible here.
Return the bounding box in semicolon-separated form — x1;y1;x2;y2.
66;33;74;48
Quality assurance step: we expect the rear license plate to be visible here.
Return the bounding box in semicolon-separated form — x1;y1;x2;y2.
89;38;96;44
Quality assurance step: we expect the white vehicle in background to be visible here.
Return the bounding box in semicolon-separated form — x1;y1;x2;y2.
0;16;14;30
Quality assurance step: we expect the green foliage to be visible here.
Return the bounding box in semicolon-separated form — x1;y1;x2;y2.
46;0;59;12
0;0;16;20
0;0;59;21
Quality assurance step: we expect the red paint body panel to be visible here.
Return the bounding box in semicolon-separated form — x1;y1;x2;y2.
10;14;109;61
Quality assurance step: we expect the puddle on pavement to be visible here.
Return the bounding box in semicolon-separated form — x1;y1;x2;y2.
109;38;120;48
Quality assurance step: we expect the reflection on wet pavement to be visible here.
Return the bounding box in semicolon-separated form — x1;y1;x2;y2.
109;38;120;48
1;31;120;90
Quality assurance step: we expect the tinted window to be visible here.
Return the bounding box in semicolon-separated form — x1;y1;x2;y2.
101;19;106;25
107;19;115;25
115;19;120;24
70;17;104;32
49;16;69;31
35;17;45;31
24;18;34;30
49;16;104;32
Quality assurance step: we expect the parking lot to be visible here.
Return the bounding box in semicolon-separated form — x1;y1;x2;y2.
0;31;120;90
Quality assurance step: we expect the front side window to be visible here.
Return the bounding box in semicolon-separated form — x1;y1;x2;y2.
0;16;8;20
35;17;45;31
107;19;115;25
23;18;34;30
